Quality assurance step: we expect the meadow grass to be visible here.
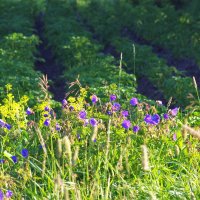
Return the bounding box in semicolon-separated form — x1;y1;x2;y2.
0;80;200;199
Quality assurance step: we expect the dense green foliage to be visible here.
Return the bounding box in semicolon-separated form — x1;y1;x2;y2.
0;0;44;102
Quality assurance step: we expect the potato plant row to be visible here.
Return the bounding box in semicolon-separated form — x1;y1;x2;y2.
76;0;197;107
0;0;44;102
43;0;143;102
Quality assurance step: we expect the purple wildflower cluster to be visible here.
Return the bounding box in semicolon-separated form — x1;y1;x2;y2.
0;189;13;199
144;114;160;125
121;120;140;133
0;149;29;166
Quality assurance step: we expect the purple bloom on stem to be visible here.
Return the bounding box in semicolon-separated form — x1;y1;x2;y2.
0;159;5;164
26;107;33;115
151;114;160;125
173;133;177;141
44;119;50;126
0;119;5;127
11;156;17;163
79;110;87;119
122;120;131;129
84;119;89;126
0;189;3;200
6;190;13;198
62;99;68;106
69;106;74;111
133;125;140;133
5;123;11;130
122;110;129;117
110;94;116;102
77;134;81;140
90;118;97;127
144;114;152;124
144;114;160;125
44;106;50;111
163;113;169;120
21;149;29;158
93;138;97;142
107;111;112;115
43;114;48;117
130;97;138;106
56;123;61;131
112;102;121;112
91;95;98;104
170;107;179;116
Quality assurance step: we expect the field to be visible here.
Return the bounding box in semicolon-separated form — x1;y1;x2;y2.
0;0;200;199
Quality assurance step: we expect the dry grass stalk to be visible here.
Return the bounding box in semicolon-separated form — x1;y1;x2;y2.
72;146;79;165
167;97;173;108
141;145;150;171
182;125;200;140
57;139;63;159
38;75;50;100
175;145;180;156
193;76;198;90
64;186;70;200
91;125;98;142
63;136;72;161
54;174;64;198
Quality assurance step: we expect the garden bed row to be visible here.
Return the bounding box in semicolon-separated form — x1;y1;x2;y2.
0;0;44;102
43;1;146;104
76;1;198;107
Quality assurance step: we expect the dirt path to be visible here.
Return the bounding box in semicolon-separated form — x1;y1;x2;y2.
34;13;66;101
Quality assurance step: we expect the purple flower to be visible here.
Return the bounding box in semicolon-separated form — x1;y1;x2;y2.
77;134;81;140
44;119;50;126
130;97;138;106
69;106;74;111
62;99;68;106
110;94;117;102
6;190;13;198
26;107;33;115
133;125;140;133
91;95;98;104
173;133;177;141
44;106;50;111
90;118;97;127
21;149;29;158
144;114;152;124
151;114;160;125
11;156;17;163
163;113;169;120
170;107;179;116
107;111;112;115
121;110;129;117
144;114;160;125
5;123;11;130
43;114;48;117
79;110;87;119
55;123;61;131
122;120;131;129
84;119;89;126
112;102;121;112
0;190;3;200
0;119;5;128
0;159;5;164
